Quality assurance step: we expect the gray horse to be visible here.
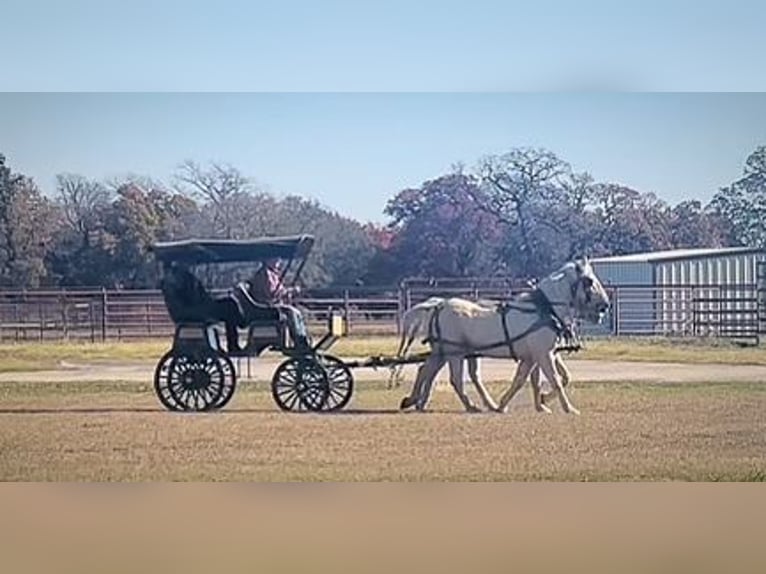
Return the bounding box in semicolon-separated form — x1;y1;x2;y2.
399;260;609;414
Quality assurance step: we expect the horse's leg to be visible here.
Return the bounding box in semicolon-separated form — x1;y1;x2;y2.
401;353;445;411
538;355;572;410
414;354;446;411
530;365;552;414
466;357;498;412
538;351;579;415
497;359;535;413
446;358;480;413
390;321;419;389
399;361;429;410
387;364;398;389
556;355;571;387
388;364;406;389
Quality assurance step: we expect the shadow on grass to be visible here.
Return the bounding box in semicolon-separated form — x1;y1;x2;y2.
0;407;171;414
0;406;472;416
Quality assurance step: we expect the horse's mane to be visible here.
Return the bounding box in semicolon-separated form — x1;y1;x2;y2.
446;298;496;318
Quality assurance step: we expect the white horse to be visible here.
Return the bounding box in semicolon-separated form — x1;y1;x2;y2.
390;297;497;412
396;297;574;413
401;259;609;415
390;296;480;391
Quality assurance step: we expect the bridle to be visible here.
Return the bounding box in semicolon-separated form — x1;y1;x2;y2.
421;268;602;361
537;271;605;333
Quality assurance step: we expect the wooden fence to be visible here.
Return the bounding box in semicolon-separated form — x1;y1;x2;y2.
0;282;762;343
0;288;404;342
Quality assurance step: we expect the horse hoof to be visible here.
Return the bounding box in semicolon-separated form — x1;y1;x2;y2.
399;396;414;410
536;405;553;414
567;407;581;416
466;406;482;414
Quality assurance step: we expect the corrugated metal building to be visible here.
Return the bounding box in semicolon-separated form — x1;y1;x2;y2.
591;247;766;336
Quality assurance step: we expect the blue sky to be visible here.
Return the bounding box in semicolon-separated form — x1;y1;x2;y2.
2;0;765;91
1;93;764;223
1;1;764;223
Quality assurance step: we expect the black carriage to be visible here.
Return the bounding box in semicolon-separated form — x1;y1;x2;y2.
152;235;353;413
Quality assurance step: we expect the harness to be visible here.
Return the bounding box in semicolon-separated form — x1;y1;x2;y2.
424;286;582;361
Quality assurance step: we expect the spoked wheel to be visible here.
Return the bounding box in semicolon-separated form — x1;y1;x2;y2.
214;354;237;409
154;352;182;411
271;357;329;412
154;351;236;412
318;354;354;412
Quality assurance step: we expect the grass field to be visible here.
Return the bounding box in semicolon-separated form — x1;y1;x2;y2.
2;335;765;481
1;376;764;481
1;334;766;372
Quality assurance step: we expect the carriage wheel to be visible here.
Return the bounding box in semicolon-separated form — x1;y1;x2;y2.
214;354;237;409
154;351;232;412
271;357;329;412
154;351;182;411
168;353;227;411
318;354;354;411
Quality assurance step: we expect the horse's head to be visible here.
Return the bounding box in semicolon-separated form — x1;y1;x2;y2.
570;258;610;323
539;258;610;324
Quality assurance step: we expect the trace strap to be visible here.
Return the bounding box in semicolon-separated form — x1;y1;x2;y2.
423;293;572;360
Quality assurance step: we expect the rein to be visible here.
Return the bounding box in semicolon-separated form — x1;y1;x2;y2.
424;288;579;360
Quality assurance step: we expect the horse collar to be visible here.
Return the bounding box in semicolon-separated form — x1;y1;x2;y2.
535;288;571;336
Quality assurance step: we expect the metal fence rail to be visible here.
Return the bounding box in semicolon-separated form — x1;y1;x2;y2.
758;261;766;337
0;282;762;342
604;283;760;340
0;289;403;342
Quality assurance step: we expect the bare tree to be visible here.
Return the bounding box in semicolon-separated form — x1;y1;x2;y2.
553;171;600;259
175;161;251;203
175;161;255;238
474;148;571;276
593;183;672;254
55;173;111;246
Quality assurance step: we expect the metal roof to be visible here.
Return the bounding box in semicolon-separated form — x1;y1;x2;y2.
591;246;762;264
152;235;315;265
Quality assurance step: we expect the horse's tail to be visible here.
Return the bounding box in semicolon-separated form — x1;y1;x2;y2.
395;297;444;358
389;297;444;388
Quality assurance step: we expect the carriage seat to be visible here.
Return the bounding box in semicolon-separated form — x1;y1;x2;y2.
232;282;288;353
160;274;214;326
233;282;280;322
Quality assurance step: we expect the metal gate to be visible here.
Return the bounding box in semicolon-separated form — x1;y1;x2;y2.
758;260;766;342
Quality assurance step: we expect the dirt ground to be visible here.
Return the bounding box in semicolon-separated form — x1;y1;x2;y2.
2;356;765;384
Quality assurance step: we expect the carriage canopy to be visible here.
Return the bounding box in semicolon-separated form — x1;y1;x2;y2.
152;234;315;266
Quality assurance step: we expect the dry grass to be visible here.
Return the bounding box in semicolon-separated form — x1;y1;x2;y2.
0;340;167;372
580;336;766;365
1;377;764;481
2;335;766;373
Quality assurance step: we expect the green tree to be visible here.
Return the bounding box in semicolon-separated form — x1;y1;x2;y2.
0;155;56;287
669;200;731;248
709;146;766;247
46;174;114;286
268;196;375;287
105;180;199;287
